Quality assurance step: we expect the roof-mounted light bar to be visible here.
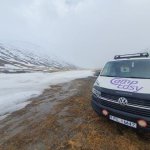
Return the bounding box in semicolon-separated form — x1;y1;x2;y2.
114;52;149;60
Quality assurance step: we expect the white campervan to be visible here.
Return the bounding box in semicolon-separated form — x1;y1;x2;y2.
92;53;150;130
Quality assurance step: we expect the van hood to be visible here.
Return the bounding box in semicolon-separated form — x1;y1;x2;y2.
96;76;150;94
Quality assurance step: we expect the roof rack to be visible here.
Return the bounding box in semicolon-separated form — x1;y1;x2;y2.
114;52;149;60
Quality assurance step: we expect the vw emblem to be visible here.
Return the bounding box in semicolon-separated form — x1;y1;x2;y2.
118;97;128;106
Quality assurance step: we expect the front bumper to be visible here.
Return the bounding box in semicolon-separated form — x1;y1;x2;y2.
92;95;150;131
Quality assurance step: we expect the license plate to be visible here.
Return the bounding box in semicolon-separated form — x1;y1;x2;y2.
109;115;137;128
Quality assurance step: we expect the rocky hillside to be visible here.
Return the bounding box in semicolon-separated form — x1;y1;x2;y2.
0;42;76;73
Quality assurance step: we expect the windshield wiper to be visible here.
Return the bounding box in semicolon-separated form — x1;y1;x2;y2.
125;76;150;79
100;75;115;77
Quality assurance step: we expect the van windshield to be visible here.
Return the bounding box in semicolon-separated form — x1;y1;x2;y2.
101;59;150;79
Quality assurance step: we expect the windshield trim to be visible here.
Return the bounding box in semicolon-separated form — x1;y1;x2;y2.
100;75;150;79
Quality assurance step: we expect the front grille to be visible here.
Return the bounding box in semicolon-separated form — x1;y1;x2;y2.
101;92;150;107
100;92;150;117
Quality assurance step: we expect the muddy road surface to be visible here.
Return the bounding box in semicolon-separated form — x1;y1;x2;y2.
0;77;150;150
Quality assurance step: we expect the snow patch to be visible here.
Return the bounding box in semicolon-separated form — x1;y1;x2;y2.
0;70;94;119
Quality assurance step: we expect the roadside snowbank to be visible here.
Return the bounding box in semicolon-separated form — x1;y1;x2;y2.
0;70;94;119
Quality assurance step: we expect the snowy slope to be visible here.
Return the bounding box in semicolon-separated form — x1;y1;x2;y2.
0;42;76;73
0;70;94;119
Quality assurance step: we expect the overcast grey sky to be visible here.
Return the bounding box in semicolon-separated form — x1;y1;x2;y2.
0;0;150;68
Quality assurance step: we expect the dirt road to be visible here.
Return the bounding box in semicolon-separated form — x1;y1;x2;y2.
0;76;150;150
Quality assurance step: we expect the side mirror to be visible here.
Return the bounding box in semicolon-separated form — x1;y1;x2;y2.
94;70;101;77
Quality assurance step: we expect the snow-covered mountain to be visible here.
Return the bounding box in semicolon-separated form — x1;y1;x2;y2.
0;42;76;73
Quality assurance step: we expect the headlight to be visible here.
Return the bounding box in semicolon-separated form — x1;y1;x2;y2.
94;80;100;86
92;88;101;98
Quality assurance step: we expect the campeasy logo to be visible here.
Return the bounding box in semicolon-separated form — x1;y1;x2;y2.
110;78;143;93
